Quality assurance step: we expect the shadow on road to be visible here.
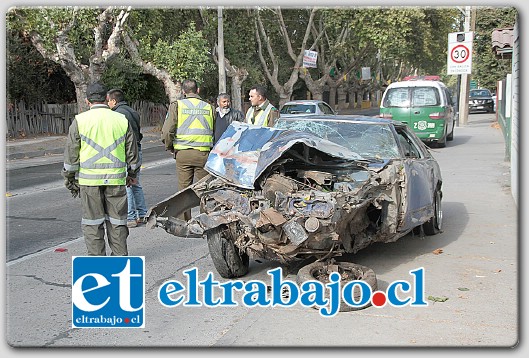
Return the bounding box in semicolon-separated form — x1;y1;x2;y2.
240;201;469;281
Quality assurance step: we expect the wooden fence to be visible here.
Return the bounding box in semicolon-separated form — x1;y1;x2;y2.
5;100;168;138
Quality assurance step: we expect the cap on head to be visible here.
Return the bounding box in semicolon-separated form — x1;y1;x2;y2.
86;82;107;102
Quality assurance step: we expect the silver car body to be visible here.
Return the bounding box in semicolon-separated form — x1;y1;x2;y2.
279;100;336;117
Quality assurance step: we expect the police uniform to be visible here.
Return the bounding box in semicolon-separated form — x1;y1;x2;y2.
161;93;214;220
245;99;279;127
63;83;139;256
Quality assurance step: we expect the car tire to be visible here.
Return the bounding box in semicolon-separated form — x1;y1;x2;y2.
206;225;249;278
447;121;454;141
436;134;446;148
296;261;377;312
423;188;442;235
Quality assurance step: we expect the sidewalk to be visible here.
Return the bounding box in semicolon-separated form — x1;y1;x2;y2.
5;126;162;161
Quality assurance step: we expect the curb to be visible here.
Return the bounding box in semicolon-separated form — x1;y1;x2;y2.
6;148;64;161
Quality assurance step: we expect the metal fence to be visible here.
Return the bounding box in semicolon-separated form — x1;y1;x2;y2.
5;101;168;138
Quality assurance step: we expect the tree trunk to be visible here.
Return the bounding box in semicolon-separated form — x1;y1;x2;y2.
337;85;347;110
72;84;86;113
328;84;337;110
212;45;248;113
300;69;327;101
347;87;355;109
356;92;363;109
229;67;248;113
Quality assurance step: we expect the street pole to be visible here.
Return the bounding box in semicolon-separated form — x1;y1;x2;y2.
458;6;471;126
218;7;226;94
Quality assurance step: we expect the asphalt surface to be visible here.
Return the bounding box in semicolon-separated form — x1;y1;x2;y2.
5;125;163;163
2;110;523;351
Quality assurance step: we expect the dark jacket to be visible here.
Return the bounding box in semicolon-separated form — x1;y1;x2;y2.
214;108;245;144
113;101;143;144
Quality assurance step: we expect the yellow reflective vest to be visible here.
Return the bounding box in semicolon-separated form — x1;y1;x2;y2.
245;102;275;126
76;108;129;186
174;98;214;151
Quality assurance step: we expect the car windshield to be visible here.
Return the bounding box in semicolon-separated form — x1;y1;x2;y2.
280;104;316;114
276;119;400;159
469;90;491;98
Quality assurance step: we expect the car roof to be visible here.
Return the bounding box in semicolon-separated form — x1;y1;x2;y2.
278;114;405;127
386;80;447;89
282;100;326;105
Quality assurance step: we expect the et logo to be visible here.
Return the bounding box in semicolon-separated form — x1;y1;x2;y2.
72;256;145;328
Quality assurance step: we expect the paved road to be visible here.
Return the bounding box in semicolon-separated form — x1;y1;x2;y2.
4;112;520;349
5;144;175;262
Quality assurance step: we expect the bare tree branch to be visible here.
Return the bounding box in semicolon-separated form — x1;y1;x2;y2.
105;7;131;59
255;10;278;80
122;31;181;102
276;8;296;62
254;17;274;83
291;8;317;69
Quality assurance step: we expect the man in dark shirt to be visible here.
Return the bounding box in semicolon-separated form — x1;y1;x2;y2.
214;93;245;144
107;88;147;228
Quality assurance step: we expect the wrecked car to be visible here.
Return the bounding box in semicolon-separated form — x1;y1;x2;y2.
147;116;443;283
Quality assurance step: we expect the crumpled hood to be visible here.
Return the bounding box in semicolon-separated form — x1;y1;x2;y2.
205;122;365;189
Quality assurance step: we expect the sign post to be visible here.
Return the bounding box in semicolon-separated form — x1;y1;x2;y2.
448;30;473;126
447;32;473;75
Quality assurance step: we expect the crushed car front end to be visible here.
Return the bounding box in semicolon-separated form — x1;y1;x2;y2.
148;121;410;264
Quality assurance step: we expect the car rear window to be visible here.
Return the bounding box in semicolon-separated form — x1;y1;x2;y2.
412;87;440;106
383;87;440;107
280;104;315;114
383;88;410;107
318;103;335;114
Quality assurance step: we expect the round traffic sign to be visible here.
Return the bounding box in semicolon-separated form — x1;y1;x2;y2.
451;44;470;64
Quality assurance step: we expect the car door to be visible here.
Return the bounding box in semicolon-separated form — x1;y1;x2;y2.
442;87;455;134
380;87;411;123
409;86;444;136
395;126;437;232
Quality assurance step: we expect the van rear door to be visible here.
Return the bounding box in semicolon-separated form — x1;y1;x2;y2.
409;86;445;140
380;87;411;123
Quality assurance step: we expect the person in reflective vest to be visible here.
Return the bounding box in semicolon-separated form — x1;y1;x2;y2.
161;79;214;220
62;82;139;256
245;84;279;127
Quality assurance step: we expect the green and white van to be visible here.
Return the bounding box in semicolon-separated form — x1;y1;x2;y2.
379;80;455;147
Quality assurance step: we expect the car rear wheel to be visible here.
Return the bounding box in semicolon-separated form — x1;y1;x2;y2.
423;188;442;235
296;261;377;312
447;121;455;141
436;127;447;148
206;225;249;278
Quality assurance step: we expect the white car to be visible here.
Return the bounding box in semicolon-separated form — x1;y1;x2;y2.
280;100;336;116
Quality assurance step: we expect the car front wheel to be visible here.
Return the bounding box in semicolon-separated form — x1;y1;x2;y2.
206;225;249;278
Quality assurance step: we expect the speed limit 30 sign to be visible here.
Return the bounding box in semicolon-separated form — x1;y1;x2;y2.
447;32;473;75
